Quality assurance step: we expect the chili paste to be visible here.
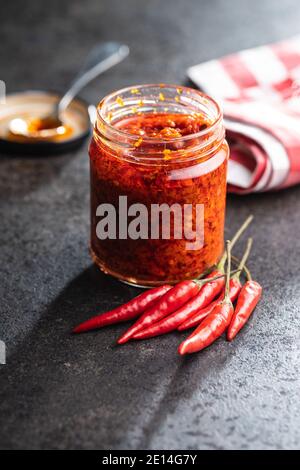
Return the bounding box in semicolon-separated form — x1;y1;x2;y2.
89;86;228;286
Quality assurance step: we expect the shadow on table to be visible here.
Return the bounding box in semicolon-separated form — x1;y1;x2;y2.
0;264;234;449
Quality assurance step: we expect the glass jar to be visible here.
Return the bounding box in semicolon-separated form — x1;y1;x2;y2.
89;84;228;287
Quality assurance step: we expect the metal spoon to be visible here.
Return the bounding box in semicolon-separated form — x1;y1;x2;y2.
9;42;129;139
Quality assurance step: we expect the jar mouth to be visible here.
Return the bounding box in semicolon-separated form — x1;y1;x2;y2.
96;83;223;144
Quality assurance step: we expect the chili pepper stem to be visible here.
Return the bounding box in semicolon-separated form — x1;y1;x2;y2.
193;269;240;287
232;255;251;281
224;240;231;301
177;245;250;333
232;238;253;281
218;215;253;272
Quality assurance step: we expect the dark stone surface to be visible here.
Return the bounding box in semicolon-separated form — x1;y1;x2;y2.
0;0;300;450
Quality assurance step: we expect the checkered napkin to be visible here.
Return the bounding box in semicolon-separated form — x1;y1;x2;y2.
187;36;300;193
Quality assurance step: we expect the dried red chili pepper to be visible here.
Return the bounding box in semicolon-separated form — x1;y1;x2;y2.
178;238;253;331
73;284;171;334
166;216;252;331
179;241;234;355
120;217;252;343
132;270;225;340
117;274;227;344
227;280;262;341
118;280;200;344
177;297;221;332
194;215;253;309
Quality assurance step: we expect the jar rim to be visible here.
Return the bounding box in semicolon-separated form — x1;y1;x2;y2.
96;83;223;144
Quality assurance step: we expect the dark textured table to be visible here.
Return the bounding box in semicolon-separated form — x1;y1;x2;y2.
1;0;300;450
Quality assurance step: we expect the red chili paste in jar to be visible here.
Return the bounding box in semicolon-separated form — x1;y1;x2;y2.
89;85;228;287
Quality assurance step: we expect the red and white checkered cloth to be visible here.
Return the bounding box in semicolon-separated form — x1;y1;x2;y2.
188;36;300;193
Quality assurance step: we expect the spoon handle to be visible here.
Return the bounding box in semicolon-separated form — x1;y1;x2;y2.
58;42;129;114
